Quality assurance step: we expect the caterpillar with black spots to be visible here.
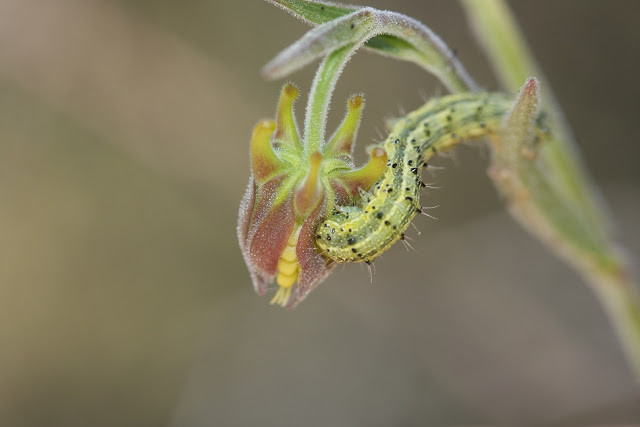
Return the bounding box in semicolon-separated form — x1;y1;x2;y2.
316;91;545;263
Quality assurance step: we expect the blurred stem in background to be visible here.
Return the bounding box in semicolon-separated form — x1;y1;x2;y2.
265;0;640;377
460;0;640;379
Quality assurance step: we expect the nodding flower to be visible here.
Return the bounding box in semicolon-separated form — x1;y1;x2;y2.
237;83;387;308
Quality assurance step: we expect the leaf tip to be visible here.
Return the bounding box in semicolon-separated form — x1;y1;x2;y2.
521;76;540;102
348;94;364;110
283;81;300;100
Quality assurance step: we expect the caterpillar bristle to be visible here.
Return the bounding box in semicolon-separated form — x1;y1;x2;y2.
420;182;441;190
424;163;446;171
316;92;546;265
419;210;438;220
410;221;422;236
400;236;415;252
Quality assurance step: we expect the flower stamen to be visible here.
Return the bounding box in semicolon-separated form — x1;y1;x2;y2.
270;227;301;306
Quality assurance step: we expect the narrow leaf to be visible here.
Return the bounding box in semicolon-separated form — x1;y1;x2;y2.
264;0;477;92
263;9;376;80
266;0;417;57
266;0;356;25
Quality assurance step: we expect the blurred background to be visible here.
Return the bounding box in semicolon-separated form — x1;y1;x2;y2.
1;0;639;425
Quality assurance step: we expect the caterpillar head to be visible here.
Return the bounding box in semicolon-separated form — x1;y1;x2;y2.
237;83;387;308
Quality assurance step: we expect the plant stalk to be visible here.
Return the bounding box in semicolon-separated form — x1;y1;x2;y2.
460;0;640;377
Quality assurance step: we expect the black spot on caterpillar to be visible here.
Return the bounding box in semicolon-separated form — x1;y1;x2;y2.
316;91;545;263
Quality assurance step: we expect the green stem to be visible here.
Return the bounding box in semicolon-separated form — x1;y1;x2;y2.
304;45;355;154
461;0;640;377
591;271;640;378
460;0;610;238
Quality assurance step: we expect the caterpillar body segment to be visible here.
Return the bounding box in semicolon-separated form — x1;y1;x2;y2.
316;92;518;263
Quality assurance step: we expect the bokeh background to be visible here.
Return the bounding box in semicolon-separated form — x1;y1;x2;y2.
1;0;639;425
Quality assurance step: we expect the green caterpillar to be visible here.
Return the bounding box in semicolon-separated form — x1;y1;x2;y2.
316;91;537;263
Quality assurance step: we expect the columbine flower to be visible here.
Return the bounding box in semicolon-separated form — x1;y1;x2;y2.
238;83;387;308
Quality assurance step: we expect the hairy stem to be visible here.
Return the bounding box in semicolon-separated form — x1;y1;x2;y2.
461;0;640;377
304;44;357;153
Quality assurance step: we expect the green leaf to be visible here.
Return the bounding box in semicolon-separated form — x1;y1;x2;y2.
263;9;376;80
263;2;477;150
266;0;356;24
264;1;477;92
267;0;416;56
